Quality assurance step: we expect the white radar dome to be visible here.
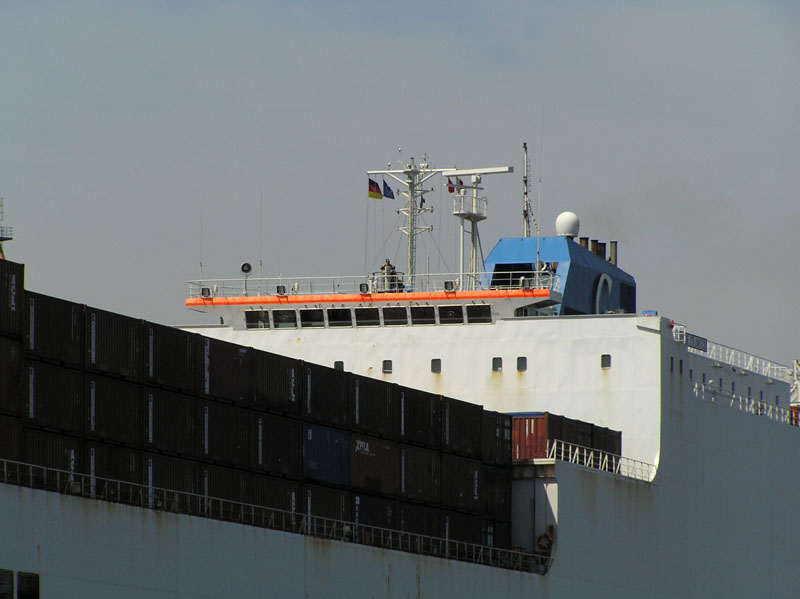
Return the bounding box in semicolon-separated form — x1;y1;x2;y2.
555;211;580;238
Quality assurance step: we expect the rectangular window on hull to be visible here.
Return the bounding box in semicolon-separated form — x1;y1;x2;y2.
431;358;441;373
438;305;463;324
466;305;492;324
382;360;392;374
355;308;380;326
273;310;297;328
410;306;435;325
245;310;270;329
300;309;324;328
492;357;502;372
327;308;352;327
601;354;611;369
382;307;408;326
517;356;527;371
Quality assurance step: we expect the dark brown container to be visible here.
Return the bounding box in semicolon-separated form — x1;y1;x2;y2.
0;336;23;415
303;363;349;427
143;322;199;394
398;444;441;505
85;442;142;502
350;434;396;495
396;386;440;449
483;466;511;522
441;509;482;545
482;411;512;466
250;473;300;513
350;374;394;438
25;291;84;368
592;425;622;456
0;259;24;339
199;463;249;503
251;412;301;479
199;337;252;405
143;452;198;512
303;483;352;523
144;388;198;458
0;414;20;461
353;493;395;531
85;306;142;382
482;519;511;548
441;396;482;459
21;429;82;492
24;360;84;435
441;454;482;515
252;351;301;417
397;501;439;538
199;400;249;468
85;374;142;447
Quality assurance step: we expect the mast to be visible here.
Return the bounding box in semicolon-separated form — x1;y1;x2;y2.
523;143;532;238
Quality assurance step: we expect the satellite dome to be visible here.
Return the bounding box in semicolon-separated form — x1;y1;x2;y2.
555;211;580;238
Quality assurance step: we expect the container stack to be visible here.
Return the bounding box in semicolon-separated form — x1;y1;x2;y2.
0;259;513;548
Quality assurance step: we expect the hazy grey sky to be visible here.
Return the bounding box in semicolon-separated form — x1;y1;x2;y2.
2;1;799;364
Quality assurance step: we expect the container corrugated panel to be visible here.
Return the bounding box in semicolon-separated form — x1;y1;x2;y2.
85;442;142;503
441;510;482;545
251;413;301;479
21;429;82;492
592;425;622;456
441;396;483;459
143;322;199;394
512;413;557;460
25;291;84;368
303;363;349;427
199;400;249;468
482;519;511;548
791;406;800;427
441;454;482;515
0;414;20;460
396;386;440;449
482;466;511;522
350;434;396;495
24;360;84;435
353;493;395;531
304;483;352;523
85;306;142;382
0;260;24;339
0;336;23;416
200;463;249;503
572;417;593;448
302;424;350;486
253;351;301;417
397;501;440;538
250;473;300;513
85;375;142;447
200;337;252;405
350;374;394;438
144;388;197;458
398;444;441;505
143;452;198;496
482;411;512;466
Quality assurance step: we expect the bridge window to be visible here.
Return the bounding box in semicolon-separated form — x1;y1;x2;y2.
273;310;297;329
431;358;441;373
355;308;380;327
327;308;352;327
601;354;612;369
300;309;324;328
517;356;527;372
410;306;435;325
466;304;492;324
245;310;270;329
492;357;503;372
383;307;408;326
438;305;463;324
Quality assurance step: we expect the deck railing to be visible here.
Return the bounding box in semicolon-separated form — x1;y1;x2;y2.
0;458;549;574
693;382;800;426
546;440;657;482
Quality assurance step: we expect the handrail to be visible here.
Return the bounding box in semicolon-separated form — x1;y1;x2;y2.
693;382;800;426
0;457;549;574
546;440;657;483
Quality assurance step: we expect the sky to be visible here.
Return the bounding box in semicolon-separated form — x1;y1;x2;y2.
2;1;799;365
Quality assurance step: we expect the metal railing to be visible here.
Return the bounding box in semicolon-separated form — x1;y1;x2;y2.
0;458;549;574
693;382;800;426
546;440;657;483
187;271;560;299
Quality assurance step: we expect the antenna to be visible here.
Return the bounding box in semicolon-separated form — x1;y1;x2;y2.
199;197;204;280
0;198;14;259
536;107;544;278
522;143;534;237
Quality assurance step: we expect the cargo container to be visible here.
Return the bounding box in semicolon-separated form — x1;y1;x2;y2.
303;363;348;427
512;413;622;461
250;473;300;514
398;444;441;505
304;483;352;525
199;463;249;519
353;493;395;533
0;259;24;339
441;509;482;545
350;434;396;495
21;429;82;493
441;454;482;515
482;466;512;522
85;441;142;503
143;322;199;394
85;374;142;447
592;425;622;457
143;452;198;512
199;337;252;405
144;388;198;458
0;414;20;461
85;306;142;382
350;374;394;438
24;360;84;435
251;413;301;479
0;336;22;415
199;400;249;468
302;424;350;486
25;291;84;368
252;350;300;416
791;406;800;427
397;501;440;538
482;411;512;466
481;519;511;549
441;395;483;459
396;386;440;449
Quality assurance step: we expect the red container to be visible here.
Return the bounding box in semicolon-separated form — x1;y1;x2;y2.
24;360;84;435
0;336;23;416
350;434;396;495
199;400;249;468
350;374;395;438
441;454;482;515
252;351;301;417
25;291;84;368
512;413;556;460
251;413;301;479
0;259;24;339
144;388;198;458
790;406;799;427
143;322;199;394
85;306;142;382
85;374;142;448
441;396;483;459
398;444;441;505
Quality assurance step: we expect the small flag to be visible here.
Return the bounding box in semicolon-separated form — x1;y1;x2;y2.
382;180;395;199
368;178;382;199
458;178;464;188
447;178;454;193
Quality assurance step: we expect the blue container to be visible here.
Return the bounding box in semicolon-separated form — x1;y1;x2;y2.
303;424;350;486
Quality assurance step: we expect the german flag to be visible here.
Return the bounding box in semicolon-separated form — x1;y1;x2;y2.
368;178;382;199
